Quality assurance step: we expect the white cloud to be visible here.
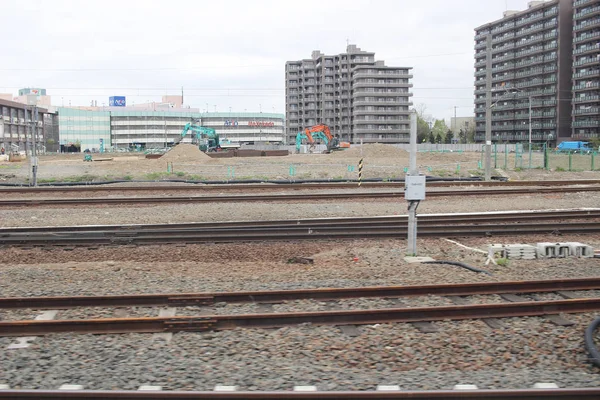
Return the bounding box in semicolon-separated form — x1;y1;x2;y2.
0;0;533;118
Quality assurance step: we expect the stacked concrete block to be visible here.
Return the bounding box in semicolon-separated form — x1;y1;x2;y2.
488;244;537;260
537;242;594;258
504;244;538;260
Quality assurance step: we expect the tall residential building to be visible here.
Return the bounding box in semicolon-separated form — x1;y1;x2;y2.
285;45;413;144
572;0;600;140
474;0;574;145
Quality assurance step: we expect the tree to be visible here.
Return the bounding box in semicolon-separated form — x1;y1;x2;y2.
432;119;449;143
458;128;465;144
428;131;435;144
435;133;443;144
417;116;430;143
445;130;454;144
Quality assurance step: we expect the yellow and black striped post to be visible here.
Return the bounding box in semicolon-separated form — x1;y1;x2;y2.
358;158;364;186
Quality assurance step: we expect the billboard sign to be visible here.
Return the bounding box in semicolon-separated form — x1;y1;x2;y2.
248;121;275;127
109;96;126;107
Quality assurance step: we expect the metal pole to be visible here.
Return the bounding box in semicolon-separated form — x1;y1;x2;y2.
32;105;38;187
484;35;493;181
407;111;418;256
528;96;532;149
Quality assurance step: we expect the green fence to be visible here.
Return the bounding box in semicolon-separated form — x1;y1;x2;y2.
479;143;599;172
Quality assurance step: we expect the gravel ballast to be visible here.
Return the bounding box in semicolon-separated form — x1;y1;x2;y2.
2;315;600;391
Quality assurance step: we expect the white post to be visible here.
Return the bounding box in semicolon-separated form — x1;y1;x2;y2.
407;111;419;256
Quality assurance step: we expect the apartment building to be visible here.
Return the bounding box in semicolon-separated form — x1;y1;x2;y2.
572;0;600;140
474;0;573;145
285;45;413;144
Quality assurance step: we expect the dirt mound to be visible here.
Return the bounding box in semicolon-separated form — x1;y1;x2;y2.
331;144;409;159
160;144;211;162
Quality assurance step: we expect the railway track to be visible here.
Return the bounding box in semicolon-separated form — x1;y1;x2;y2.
1;209;599;247
2;277;599;309
1;178;599;194
1;388;599;399
2;278;600;336
0;186;599;207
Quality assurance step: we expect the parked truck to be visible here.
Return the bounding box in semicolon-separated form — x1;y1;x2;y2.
555;141;594;154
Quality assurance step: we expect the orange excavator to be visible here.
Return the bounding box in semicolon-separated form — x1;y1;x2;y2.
296;124;351;153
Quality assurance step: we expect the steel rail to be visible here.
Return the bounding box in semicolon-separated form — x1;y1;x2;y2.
1;186;599;207
2;278;600;310
1;388;600;399
1;222;599;247
1;209;599;233
2;298;600;336
1;178;599;193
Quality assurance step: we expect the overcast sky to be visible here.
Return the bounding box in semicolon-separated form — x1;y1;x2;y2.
1;0;535;121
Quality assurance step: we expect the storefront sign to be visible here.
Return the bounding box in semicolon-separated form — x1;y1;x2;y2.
248;121;275;127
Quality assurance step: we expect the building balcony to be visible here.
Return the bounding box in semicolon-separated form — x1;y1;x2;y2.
515;13;544;27
492;53;515;62
492;124;516;131
492;73;515;82
475;59;487;68
514;34;545;50
574;82;600;90
491;43;515;54
573;57;598;67
475;69;487;77
573;43;600;55
492;63;516;73
574;5;600;20
492;32;515;44
475;31;490;40
573;69;600;79
493;114;515;120
573;120;600;127
574;18;600;31
575;107;600;115
574;94;600;103
515;24;545;38
574;0;595;8
492;104;516;111
352;81;413;89
492;22;515;33
574;31;600;44
475;41;487;50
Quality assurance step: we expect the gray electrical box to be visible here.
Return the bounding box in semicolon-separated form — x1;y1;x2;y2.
405;175;426;200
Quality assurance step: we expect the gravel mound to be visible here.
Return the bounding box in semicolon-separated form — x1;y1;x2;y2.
160;144;211;162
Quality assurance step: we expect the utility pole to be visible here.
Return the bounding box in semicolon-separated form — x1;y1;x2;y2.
484;34;493;182
454;106;457;137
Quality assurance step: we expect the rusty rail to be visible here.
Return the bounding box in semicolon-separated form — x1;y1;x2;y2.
0;186;599;207
2;277;600;310
2;298;600;336
1;388;600;399
1;178;599;194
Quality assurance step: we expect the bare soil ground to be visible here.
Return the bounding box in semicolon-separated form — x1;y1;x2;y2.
1;144;597;183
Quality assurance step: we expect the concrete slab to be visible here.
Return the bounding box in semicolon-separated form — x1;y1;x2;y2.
533;383;559;389
138;386;162;390
377;385;401;391
214;385;238;391
153;307;177;343
453;384;478;390
294;386;318;391
404;256;435;263
59;384;84;390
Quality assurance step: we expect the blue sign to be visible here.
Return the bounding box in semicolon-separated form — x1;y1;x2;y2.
109;96;126;107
